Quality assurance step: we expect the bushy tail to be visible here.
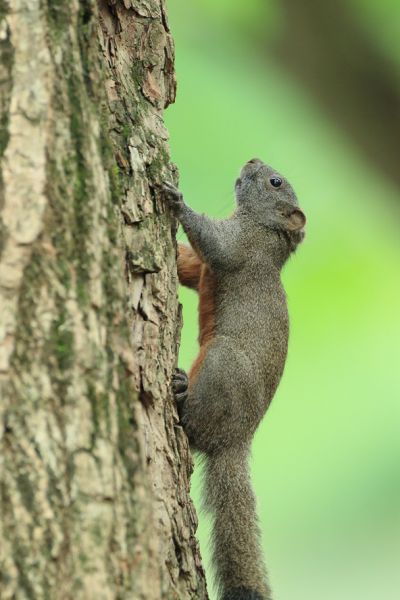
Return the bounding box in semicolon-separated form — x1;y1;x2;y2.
203;444;273;600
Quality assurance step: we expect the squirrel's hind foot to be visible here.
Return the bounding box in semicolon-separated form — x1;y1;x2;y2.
172;368;189;410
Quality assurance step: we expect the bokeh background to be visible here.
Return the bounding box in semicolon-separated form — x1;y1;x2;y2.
164;1;400;599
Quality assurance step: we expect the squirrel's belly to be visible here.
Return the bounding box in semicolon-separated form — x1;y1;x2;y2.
215;297;289;393
215;301;289;349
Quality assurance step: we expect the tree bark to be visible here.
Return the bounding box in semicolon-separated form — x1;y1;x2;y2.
0;1;207;599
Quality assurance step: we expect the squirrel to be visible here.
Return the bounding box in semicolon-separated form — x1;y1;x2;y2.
163;158;306;600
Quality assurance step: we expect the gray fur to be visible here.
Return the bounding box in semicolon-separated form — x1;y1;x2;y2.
221;588;265;600
164;159;306;600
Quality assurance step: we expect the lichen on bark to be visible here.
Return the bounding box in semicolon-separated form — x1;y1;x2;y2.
0;1;207;598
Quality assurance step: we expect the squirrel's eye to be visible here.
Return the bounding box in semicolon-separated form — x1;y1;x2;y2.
270;177;282;188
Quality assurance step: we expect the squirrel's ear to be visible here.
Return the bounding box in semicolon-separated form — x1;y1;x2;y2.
286;208;306;231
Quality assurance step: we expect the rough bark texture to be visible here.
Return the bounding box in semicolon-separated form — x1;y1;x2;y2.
0;1;207;599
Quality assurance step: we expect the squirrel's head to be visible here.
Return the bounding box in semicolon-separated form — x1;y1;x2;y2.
235;158;306;247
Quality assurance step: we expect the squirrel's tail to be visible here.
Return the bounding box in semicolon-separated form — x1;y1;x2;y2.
203;444;273;600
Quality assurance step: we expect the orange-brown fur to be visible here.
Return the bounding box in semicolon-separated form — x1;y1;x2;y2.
177;243;216;386
177;243;202;290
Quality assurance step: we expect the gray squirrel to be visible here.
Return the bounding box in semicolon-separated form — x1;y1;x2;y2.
163;158;306;600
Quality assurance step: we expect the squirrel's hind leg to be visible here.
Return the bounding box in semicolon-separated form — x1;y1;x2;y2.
179;338;263;453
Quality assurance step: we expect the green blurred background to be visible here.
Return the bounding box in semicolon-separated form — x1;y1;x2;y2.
164;1;400;598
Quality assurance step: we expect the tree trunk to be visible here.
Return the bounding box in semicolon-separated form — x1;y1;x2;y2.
0;1;207;599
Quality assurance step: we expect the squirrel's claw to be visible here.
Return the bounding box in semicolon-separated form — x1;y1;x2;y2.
162;181;177;191
162;182;184;211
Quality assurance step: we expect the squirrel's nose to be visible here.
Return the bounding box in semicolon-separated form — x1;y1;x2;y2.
247;158;263;165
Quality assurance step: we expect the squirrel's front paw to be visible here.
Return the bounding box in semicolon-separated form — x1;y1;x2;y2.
163;182;184;213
